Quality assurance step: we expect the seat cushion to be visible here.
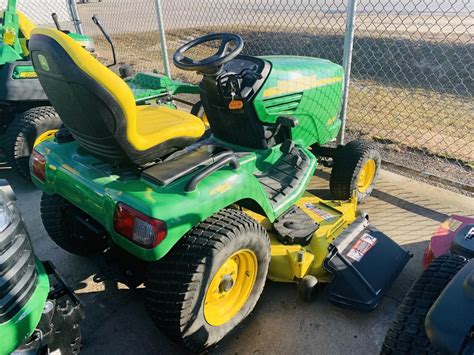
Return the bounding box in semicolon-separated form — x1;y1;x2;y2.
30;27;205;165
133;105;205;151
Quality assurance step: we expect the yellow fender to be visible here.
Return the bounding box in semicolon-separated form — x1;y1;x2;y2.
34;129;58;148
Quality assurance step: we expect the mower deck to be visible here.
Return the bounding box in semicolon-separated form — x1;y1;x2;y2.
248;193;411;310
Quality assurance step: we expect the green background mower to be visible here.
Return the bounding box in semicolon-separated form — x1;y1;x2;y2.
0;180;83;354
0;0;94;179
29;28;410;351
0;3;202;181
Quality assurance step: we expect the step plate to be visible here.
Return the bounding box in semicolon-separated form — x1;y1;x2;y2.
255;143;309;208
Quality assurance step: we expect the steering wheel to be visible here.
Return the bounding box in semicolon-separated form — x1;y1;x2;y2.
173;33;244;74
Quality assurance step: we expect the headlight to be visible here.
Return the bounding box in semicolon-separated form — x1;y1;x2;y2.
0;200;13;232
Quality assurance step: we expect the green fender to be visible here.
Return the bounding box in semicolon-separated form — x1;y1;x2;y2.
34;139;317;261
0;259;49;354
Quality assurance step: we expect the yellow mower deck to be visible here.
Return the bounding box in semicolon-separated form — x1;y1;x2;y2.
246;192;358;284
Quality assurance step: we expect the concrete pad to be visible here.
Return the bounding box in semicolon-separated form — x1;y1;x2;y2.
1;164;473;354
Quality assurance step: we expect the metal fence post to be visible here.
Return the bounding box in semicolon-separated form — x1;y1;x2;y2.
337;0;358;145
154;0;171;78
68;0;84;34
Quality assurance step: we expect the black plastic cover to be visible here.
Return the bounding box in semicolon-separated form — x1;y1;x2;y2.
0;62;48;103
324;219;411;311
274;205;318;245
142;144;232;186
450;223;474;258
425;259;474;354
199;55;279;150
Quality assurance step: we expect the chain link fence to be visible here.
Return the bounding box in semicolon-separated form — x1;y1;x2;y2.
74;1;473;189
1;0;78;29
347;0;473;189
78;0;165;72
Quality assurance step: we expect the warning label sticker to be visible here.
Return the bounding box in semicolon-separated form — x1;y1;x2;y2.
441;218;463;232
304;203;335;221
346;233;378;262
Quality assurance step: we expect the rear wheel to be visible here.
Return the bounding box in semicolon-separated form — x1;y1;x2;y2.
145;208;270;352
329;140;381;203
4;106;62;180
381;254;467;354
40;193;102;256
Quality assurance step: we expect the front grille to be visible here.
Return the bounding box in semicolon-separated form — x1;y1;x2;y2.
0;207;37;323
262;92;302;115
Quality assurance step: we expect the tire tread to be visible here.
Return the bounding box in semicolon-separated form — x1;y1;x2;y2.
381;254;467;354
4;106;61;179
145;208;269;351
330;140;380;203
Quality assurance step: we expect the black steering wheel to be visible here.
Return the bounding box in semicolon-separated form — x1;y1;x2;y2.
173;33;244;74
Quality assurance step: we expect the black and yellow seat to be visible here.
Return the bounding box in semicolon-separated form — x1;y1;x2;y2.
29;28;205;165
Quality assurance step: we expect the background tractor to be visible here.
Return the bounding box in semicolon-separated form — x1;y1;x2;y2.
0;0;93;179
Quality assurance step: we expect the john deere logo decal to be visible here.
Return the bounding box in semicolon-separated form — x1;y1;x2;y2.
38;54;50;71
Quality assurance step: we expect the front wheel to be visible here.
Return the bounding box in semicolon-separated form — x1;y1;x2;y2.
145;209;270;352
330;140;381;204
4;106;62;180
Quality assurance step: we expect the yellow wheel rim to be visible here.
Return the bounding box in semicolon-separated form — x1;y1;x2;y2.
204;249;257;326
358;159;376;193
33;129;58;148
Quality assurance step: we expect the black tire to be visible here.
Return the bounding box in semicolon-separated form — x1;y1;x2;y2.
330;140;381;204
381;254;468;355
40;193;101;256
4;106;62;180
118;64;133;78
145;208;270;352
297;275;318;302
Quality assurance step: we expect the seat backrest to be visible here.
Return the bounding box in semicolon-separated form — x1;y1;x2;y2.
29;27;137;163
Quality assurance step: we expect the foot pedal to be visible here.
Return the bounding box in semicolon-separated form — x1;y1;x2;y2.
323;215;411;311
274;206;319;246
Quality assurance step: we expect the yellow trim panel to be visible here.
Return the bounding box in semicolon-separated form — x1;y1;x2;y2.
263;75;342;98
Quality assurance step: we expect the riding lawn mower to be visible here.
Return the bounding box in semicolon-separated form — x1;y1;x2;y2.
29;28;411;351
382;215;474;354
0;180;83;354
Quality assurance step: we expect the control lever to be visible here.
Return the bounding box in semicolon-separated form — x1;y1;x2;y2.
92;14;117;67
238;68;263;81
52;13;70;33
270;116;299;140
